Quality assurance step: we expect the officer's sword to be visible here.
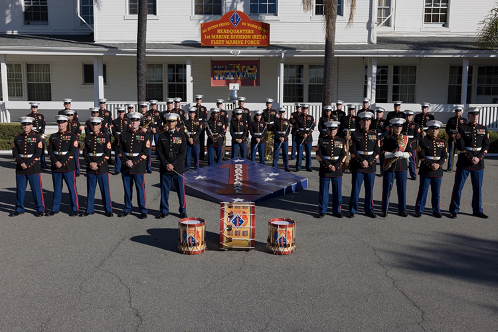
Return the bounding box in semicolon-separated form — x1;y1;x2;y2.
253;126;267;152
275;125;291;155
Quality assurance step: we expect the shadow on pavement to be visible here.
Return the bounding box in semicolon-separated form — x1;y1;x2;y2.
385;232;498;286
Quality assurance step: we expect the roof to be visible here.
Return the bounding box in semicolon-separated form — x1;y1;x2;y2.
0;34;494;57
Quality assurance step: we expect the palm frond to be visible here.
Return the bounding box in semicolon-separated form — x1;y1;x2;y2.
477;5;498;50
302;0;313;12
347;0;356;27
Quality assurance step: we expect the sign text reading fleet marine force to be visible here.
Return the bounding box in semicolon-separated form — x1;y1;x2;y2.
201;11;270;47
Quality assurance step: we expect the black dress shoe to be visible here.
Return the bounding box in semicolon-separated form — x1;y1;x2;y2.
146;170;152;174
75;173;80;177
289;157;295;160
104;212;113;217
449;212;457;219
306;169;312;172
294;169;300;172
118;212;129;218
113;171;120;175
138;213;148;219
473;212;489;219
70;211;79;217
414;212;422;218
45;211;59;216
82;212;94;217
381;212;388;218
285;168;291;172
180;213;188;218
35;211;44;217
433;212;442;218
9;211;23;217
347;212;354;218
333;213;343;218
410;177;416;181
366;212;377;218
315;213;325;218
376;174;382;177
398;211;408;217
157;213;168;219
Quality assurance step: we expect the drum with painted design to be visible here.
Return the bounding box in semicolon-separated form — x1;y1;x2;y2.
267;218;295;255
219;202;255;250
178;218;206;255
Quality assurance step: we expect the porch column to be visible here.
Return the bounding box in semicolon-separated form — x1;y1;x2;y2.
366;58;377;103
0;55;8;102
93;55;104;106
186;57;193;104
461;58;469;105
278;54;284;106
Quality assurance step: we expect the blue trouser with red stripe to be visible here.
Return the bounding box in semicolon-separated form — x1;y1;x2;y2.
114;146;122;172
75;149;80;175
349;172;375;214
147;146;152;172
290;134;297;159
449;168;484;214
250;142;265;164
208;146;223;165
408;149;417;179
296;142;312;170
232;142;246;159
41;140;47;168
122;173;147;214
319;176;342;214
382;170;407;214
415;176;441;214
185;145;200;170
447;140;455;170
153;134;159;158
51;171;79;212
15;173;45;213
86;173;112;213
273;140;289;169
160;173;186;215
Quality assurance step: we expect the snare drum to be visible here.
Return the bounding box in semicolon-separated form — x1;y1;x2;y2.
178;218;206;255
220;202;255;250
267;218;295;255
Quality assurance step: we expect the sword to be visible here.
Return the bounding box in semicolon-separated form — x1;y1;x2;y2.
275;125;291;154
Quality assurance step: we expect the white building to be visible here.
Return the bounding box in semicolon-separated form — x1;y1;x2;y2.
0;0;497;127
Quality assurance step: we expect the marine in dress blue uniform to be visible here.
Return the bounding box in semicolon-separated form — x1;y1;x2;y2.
194;95;208;160
318;105;334;139
347;111;379;218
82;117;113;217
148;100;161;159
250;110;266;164
289;103;302;160
316;121;346;218
173;97;187;126
27;102;47;168
66;109;82;177
414;120;447;218
372;107;388;176
339;104;358;173
449;107;489;219
206;108;225;165
117;112;150;219
381;118;411;217
46;115;80;216
333;100;346;121
272;108;291;172
445;105;467;172
156;113;188;219
58;98;79;121
10;116;45;217
216;99;230;160
111;107;129;175
414;102;435;140
97;98;113;135
358;98;373;113
138;102;154;173
403;110;421;180
386;101;406;122
230;109;248;158
184;108;202;170
293;104;315;172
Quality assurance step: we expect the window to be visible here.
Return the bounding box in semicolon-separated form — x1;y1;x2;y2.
27;64;51;101
283;65;303;102
195;0;222;15
250;0;277;15
24;0;48;25
83;64;107;85
448;66;473;104
308;65;323;103
315;0;343;16
80;0;93;24
1;64;23;99
129;0;157;15
377;0;391;26
146;64;163;101
167;64;186;102
392;66;416;103
424;0;448;24
364;65;389;103
477;66;498;96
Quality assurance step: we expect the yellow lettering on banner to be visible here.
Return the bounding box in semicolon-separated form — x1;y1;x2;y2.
211;40;225;45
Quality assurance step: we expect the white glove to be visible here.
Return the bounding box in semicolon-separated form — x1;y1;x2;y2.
394;151;404;158
384;152;395;159
401;152;410;159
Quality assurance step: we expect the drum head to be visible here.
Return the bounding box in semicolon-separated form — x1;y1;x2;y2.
269;218;295;227
180;218;205;227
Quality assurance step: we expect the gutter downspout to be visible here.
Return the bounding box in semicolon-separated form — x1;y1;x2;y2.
76;0;94;32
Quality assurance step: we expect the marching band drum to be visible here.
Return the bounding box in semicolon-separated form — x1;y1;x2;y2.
219;202;256;250
178;218;206;255
267;218;296;255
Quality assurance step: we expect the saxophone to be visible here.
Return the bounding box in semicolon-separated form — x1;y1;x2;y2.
343;129;351;172
264;130;274;161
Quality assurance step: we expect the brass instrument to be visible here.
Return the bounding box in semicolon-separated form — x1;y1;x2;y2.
383;134;407;171
264;131;274;161
450;117;460;172
343;129;351;172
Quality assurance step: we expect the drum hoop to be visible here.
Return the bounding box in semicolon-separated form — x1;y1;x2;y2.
179;217;205;227
268;218;295;228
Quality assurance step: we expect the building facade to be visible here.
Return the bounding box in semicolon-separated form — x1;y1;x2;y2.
0;0;497;125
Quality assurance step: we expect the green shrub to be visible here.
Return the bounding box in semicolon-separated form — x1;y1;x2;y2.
0;139;13;151
0;123;23;140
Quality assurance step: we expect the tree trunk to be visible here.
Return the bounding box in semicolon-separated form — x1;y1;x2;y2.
136;0;148;102
322;0;337;106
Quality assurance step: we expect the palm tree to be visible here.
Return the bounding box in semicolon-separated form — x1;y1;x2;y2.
477;5;498;49
302;0;356;105
137;0;148;102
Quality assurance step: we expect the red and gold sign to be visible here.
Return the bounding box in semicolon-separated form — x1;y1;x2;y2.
201;11;270;47
211;60;260;87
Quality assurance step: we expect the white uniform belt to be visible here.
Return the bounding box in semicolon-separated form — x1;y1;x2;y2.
88;153;103;157
323;156;339;160
187;132;196;135
268;121;274;124
344;129;356;132
116;132;121;135
407;135;414;138
19;154;33;158
426;156;440;160
357;151;374;155
276;131;286;134
125;152;139;156
466;147;482;151
299;128;304;130
54;151;68;155
377;133;384;136
89;132;94;135
234;132;244;135
253;133;263;136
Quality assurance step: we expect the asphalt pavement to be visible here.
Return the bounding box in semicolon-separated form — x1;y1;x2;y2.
0;155;497;332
